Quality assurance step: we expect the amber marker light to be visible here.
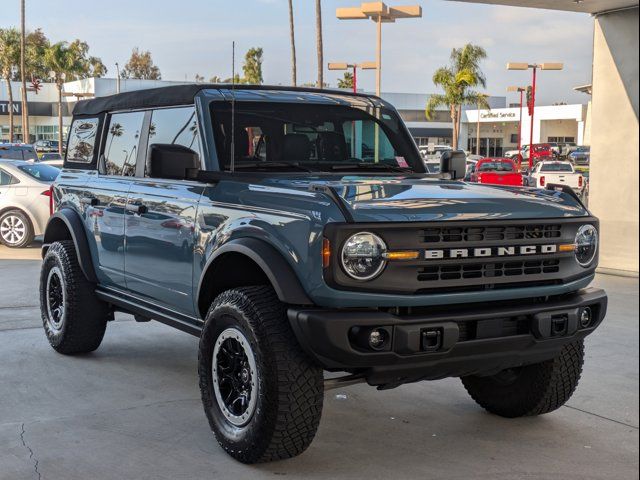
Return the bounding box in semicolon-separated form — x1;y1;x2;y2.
383;250;420;261
559;244;577;252
322;238;332;268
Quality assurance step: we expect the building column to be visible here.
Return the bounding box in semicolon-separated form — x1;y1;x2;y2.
588;7;639;275
577;121;585;145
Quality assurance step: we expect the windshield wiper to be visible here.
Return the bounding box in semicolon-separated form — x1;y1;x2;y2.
233;161;314;172
329;162;413;173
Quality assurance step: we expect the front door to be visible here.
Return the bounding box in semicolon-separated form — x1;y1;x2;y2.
123;106;204;314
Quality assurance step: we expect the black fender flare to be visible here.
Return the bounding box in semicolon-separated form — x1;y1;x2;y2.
42;209;98;283
197;237;313;307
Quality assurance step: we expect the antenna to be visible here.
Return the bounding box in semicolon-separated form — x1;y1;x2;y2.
230;41;236;173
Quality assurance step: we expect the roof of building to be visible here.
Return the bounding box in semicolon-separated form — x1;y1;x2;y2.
72;83;377;116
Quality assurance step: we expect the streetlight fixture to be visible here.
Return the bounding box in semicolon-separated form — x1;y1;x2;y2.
507;85;527;167
328;61;376;93
336;2;422;96
506;62;564;168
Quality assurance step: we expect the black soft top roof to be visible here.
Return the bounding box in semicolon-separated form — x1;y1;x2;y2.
72;83;375;116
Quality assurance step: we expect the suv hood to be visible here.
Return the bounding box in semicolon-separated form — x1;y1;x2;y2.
261;174;589;222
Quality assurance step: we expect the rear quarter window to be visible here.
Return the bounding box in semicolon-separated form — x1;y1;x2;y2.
66;117;101;167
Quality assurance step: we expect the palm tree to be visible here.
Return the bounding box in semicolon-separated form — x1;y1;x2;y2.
43;42;84;154
288;0;297;86
315;0;323;88
0;28;20;142
425;44;489;150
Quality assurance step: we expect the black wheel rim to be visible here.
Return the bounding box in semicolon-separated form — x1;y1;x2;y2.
46;266;65;332
212;327;258;426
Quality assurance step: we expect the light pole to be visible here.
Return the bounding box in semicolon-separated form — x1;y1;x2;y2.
507;85;526;168
336;3;422;96
507;62;563;169
328;62;376;93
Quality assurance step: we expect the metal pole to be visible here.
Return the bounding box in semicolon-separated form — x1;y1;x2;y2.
517;89;523;169
20;0;29;143
476;102;480;156
375;15;382;96
529;66;537;170
352;65;357;94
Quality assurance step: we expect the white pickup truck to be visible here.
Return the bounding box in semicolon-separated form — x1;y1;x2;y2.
529;160;584;192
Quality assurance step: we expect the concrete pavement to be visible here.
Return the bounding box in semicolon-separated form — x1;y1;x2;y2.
0;244;638;480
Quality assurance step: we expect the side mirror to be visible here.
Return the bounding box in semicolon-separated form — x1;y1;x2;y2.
440;150;467;180
148;144;200;180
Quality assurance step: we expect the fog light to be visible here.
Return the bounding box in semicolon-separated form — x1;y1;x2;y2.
579;307;592;328
368;328;388;351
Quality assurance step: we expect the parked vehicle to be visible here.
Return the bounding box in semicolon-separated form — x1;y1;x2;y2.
529;160;584;192
523;144;554;163
39;85;606;464
0;160;58;247
469;157;523;186
503;148;520;159
34;139;63;154
568;146;590;165
557;142;577;158
0;143;38;161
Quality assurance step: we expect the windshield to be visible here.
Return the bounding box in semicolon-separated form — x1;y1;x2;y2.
17;163;60;182
478;161;514;172
540;163;573;172
210;101;421;172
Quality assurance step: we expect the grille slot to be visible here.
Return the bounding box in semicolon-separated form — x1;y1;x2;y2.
420;224;562;243
417;260;560;282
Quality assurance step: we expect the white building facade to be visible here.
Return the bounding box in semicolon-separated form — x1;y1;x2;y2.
461;104;588;157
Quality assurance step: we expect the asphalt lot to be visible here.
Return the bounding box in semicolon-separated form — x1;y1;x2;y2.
0;243;638;480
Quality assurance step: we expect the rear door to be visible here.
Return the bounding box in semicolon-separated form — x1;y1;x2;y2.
123;106;204;314
85;111;146;287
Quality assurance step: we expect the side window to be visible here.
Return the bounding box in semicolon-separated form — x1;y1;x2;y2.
103;112;145;176
0;169;16;186
67;117;100;163
147;107;202;175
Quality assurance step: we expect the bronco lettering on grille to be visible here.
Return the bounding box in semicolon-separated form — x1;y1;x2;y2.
424;244;558;260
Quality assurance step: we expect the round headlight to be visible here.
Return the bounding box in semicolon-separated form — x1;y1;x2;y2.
575;224;598;267
341;232;387;281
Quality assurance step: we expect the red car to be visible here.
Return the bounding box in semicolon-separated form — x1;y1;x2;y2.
470;157;523;186
525;143;554;163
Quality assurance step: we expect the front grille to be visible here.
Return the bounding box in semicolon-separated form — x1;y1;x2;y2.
417;259;561;282
420;224;562;243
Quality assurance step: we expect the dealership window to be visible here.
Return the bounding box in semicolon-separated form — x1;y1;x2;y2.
104;112;145;176
399;109;450;123
67;118;100;164
147;107;202;174
548;136;576;143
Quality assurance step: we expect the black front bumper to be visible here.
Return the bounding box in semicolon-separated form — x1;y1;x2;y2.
288;288;607;387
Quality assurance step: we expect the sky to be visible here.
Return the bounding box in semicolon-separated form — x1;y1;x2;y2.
3;0;594;105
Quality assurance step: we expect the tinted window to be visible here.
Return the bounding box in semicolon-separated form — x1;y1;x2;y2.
17;164;60;182
67;118;100;163
104;112;145;176
0;146;36;160
540;163;573;172
0;169;15;185
147;107;202;174
478;161;514;172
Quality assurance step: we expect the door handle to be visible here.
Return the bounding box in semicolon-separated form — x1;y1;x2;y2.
126;203;148;215
80;196;99;207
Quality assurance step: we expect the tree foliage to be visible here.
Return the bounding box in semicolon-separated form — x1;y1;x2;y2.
242;47;263;85
121;47;161;80
337;71;354;90
0;28;20;141
425;43;489;149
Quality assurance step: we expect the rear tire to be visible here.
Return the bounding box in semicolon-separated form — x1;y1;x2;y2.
0;209;34;248
461;340;584;418
40;240;110;354
198;286;324;463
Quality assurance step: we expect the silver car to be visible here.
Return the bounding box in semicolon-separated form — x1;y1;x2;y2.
0;160;59;247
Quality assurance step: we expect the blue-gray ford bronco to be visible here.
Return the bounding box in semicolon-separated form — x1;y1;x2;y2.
40;85;607;463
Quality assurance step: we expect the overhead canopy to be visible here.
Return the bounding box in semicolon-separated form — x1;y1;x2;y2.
408;127;453;138
446;0;638;14
72;84;375;116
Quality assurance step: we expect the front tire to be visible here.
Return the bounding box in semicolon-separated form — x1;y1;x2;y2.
40;241;110;354
461;340;584;418
198;286;324;463
0;209;34;248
